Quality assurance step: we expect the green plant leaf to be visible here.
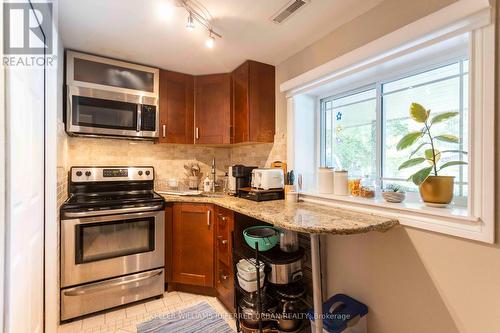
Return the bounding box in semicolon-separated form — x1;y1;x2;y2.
398;158;425;170
410;166;433;185
424;148;441;164
410;103;429;123
408;142;430;158
396;131;422;150
438;161;468;171
434;134;459;143
430;112;459;125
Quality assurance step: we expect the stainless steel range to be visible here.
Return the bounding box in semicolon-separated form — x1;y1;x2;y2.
60;166;165;321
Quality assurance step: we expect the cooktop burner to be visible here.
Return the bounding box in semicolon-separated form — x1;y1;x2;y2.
63;191;163;209
60;166;165;216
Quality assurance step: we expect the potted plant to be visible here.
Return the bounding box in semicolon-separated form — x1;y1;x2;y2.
396;103;467;206
382;184;406;203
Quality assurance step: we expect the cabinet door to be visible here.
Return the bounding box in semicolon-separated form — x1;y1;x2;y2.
216;260;234;312
159;70;194;144
232;62;250;143
194;74;232;144
215;207;233;266
172;204;214;287
232;61;275;143
215;206;234;312
248;61;275;142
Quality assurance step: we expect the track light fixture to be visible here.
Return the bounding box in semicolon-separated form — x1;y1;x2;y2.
177;0;221;48
186;13;195;30
205;31;215;48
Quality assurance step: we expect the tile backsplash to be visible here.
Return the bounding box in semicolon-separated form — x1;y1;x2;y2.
58;133;286;197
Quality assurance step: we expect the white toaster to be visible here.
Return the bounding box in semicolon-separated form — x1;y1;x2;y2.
251;169;284;190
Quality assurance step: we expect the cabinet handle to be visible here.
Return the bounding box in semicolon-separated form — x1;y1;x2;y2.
162;124;166;138
217;236;228;245
221;274;229;280
195;127;199;140
207;210;211;227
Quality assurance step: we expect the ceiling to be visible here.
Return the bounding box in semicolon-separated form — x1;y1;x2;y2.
58;0;383;75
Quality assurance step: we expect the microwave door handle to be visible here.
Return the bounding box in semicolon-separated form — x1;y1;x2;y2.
136;104;142;132
67;86;74;129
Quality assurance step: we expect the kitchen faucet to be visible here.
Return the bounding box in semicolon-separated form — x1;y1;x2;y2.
211;157;216;192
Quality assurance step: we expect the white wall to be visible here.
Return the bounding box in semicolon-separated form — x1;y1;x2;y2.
291;94;317;191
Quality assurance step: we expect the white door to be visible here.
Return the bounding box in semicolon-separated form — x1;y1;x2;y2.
4;6;46;333
4;66;45;333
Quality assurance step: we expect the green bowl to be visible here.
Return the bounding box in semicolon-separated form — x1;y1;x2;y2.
243;226;280;251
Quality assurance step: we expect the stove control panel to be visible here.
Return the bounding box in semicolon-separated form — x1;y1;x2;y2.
71;167;154;182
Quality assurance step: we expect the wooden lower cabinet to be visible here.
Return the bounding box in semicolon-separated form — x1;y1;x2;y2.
171;203;215;287
166;203;235;311
215;206;235;312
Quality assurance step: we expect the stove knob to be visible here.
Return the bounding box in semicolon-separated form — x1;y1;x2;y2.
76;171;82;177
145;170;150;176
138;171;143;176
85;171;91;177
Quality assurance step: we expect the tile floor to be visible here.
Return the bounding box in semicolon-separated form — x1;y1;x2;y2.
58;291;237;333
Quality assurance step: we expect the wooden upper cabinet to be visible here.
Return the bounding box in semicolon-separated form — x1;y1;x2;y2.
194;74;232;144
172;203;215;287
232;60;275;143
158;70;194;144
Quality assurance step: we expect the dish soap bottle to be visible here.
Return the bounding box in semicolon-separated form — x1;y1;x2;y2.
203;177;211;192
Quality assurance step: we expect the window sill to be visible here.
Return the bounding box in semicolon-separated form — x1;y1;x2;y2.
299;191;489;242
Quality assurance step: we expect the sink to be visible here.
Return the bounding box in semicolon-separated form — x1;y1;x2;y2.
157;190;226;198
199;192;226;198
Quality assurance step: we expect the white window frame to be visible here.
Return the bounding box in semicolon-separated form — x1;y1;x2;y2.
283;5;495;243
318;57;470;200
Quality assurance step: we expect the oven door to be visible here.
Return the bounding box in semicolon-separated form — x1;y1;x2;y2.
66;86;158;139
61;209;164;288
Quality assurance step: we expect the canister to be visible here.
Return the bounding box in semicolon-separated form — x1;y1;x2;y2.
333;170;349;196
317;167;334;193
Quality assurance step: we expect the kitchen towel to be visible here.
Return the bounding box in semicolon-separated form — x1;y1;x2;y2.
137;301;234;333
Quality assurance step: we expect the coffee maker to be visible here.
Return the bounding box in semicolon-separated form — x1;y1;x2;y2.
228;165;257;196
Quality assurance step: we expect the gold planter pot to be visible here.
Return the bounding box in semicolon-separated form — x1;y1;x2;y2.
419;176;454;205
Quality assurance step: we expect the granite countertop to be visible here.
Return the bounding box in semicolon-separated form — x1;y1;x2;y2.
158;192;399;235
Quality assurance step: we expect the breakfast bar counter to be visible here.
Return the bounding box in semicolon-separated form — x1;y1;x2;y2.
159;192;399;333
159;193;399;235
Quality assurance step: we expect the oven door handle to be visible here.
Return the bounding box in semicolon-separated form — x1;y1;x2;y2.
63;269;163;297
63;204;164;218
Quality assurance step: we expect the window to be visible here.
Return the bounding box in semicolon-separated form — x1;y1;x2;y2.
284;12;495;243
320;59;469;205
321;88;377;179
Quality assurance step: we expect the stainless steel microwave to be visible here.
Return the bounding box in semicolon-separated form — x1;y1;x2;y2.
65;51;160;139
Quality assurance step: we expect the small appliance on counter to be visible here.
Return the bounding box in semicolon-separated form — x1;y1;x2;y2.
228;164;257;196
238;168;285;202
251;168;285;190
